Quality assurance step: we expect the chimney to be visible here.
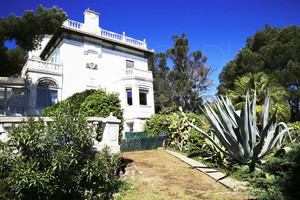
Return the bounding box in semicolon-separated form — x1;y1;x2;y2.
83;8;100;34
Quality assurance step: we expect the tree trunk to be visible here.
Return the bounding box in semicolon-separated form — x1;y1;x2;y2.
249;162;256;173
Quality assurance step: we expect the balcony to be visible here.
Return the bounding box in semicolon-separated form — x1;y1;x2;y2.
63;19;147;49
21;58;63;77
118;68;153;81
124;104;154;119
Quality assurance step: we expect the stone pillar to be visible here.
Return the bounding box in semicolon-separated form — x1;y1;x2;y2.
143;39;147;48
94;113;121;154
123;32;126;42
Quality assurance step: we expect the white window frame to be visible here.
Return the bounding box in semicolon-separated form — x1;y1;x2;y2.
126;60;134;69
139;89;148;106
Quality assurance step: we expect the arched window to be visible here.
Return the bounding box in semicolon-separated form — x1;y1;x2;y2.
36;78;58;108
37;79;57;88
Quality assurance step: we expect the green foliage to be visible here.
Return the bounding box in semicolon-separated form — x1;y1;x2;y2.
169;111;191;152
144;111;209;156
148;53;172;113
188;90;292;171
143;113;173;138
287;121;300;141
185;114;210;157
0;47;28;76
228;72;291;122
202;136;230;167
249;142;300;200
0;5;67;76
0;109;122;199
43;89;96;117
149;33;213;114
43;88;124;139
218;24;300;121
80;89;123;120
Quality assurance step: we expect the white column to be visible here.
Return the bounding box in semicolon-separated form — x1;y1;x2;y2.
132;85;139;107
123;32;126;42
148;86;155;115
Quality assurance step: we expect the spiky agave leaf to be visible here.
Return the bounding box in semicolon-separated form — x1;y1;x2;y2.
188;89;291;169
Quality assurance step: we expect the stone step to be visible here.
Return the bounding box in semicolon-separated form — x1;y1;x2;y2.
165;150;249;191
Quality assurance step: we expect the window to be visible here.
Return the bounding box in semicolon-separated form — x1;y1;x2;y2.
139;90;148;105
55;48;60;63
36;88;57;107
127;123;134;132
36;79;58;108
126;60;134;68
126;89;132;105
0;87;27;116
50;49;60;63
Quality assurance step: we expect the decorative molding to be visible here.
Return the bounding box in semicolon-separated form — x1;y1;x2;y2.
86;62;98;70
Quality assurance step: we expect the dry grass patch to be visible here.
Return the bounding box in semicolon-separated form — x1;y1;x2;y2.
116;150;251;200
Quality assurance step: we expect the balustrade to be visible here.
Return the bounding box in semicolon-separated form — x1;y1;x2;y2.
124;68;153;80
22;59;63;76
63;19;147;49
0;114;121;154
101;29;123;41
63;19;83;29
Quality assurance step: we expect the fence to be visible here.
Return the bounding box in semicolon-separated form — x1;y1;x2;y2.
120;135;165;152
125;131;148;139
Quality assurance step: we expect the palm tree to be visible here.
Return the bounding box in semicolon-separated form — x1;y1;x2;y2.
228;72;290;122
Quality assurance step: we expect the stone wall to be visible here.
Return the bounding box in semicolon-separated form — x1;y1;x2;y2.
0;113;121;154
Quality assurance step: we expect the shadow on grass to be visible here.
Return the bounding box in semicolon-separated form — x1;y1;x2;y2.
119;157;133;174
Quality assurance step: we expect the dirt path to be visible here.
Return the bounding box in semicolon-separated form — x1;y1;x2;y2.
119;150;250;200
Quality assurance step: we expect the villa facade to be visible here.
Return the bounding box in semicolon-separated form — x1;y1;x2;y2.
6;9;155;132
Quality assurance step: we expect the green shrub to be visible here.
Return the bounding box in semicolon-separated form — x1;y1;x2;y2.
249;142;300;200
288;121;300;141
186;113;209;157
80;89;123;119
43;88;124;140
43;89;96;117
144;111;209;157
0;109;122;199
143;113;173;138
80;89;124;139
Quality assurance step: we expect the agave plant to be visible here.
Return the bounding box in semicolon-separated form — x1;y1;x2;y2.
188;90;292;171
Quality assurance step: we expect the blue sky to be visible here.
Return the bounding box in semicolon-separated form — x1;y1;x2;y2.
1;0;300;95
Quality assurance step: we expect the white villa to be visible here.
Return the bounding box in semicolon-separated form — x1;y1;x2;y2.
0;9;155;133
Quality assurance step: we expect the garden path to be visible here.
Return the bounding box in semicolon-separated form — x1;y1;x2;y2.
165;150;249;191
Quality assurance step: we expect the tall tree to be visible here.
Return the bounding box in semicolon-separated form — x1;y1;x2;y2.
150;33;213;113
168;33;213;113
148;52;173;113
0;5;67;76
218;24;300;121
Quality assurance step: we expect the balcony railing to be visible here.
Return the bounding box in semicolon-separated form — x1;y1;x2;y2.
64;19;83;30
21;58;63;76
119;68;153;80
63;19;147;49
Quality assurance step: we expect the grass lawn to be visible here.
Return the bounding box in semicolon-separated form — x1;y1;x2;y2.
115;150;251;200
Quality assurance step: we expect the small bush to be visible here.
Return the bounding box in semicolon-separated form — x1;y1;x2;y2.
143;113;173;138
186;113;209;157
0;109;122;199
249;142;300;200
144;111;209;157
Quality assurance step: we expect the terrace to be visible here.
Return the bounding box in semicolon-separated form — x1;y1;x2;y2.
63;19;147;49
